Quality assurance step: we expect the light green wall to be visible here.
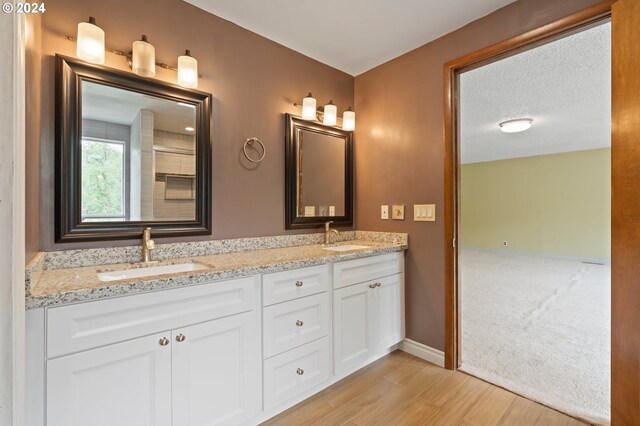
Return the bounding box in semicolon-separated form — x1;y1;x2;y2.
460;148;611;260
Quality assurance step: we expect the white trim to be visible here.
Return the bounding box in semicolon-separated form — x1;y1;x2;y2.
0;7;27;425
399;339;445;367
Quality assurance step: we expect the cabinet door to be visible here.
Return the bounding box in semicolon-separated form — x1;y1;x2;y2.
172;311;261;426
372;273;404;351
47;332;172;426
333;282;375;375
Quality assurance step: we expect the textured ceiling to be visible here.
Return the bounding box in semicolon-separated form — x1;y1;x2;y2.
182;0;515;76
460;22;611;164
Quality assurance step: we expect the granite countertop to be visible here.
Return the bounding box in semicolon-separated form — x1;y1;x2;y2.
26;234;407;309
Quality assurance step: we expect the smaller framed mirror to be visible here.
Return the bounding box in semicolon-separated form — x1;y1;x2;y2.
55;55;212;242
285;114;353;229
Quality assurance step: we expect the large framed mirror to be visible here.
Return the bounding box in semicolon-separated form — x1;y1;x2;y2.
55;55;212;242
285;114;353;229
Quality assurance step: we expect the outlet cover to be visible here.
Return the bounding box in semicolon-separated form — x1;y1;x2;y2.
381;205;389;220
392;205;405;220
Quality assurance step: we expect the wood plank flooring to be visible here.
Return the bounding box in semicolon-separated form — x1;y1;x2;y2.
262;351;588;426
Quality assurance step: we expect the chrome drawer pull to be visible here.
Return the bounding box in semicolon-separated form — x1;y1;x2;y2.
369;283;377;289
295;281;304;287
296;368;304;375
375;282;382;288
296;320;304;327
175;334;186;343
159;337;170;346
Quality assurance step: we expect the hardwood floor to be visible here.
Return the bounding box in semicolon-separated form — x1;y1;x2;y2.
262;351;588;426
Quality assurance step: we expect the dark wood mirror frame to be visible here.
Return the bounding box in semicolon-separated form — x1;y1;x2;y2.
55;54;212;243
285;113;353;229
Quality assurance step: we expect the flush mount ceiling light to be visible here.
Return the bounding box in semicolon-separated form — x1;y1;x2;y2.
499;118;533;133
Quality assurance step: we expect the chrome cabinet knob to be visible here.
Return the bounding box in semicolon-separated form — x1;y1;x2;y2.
295;281;304;287
159;337;170;346
375;282;382;288
175;334;186;343
369;283;377;289
296;320;304;327
296;368;304;375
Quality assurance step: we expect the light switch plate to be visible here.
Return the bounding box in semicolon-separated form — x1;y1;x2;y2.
381;205;389;220
392;205;405;220
414;204;436;221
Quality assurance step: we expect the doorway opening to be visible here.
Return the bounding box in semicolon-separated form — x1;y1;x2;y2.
457;20;610;424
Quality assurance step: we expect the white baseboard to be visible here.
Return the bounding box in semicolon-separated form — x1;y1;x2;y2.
460;246;610;265
399;339;445;368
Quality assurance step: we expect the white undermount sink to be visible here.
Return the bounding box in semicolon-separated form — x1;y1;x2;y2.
321;244;370;252
97;262;209;282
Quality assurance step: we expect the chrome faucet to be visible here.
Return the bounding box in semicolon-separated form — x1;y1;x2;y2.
324;221;339;245
141;228;156;263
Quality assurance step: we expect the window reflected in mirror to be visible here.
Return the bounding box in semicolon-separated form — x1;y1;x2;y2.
80;81;197;223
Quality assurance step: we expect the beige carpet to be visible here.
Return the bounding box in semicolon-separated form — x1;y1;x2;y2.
459;249;610;425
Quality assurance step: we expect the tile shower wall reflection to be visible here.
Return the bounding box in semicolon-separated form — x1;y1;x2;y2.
80;80;197;223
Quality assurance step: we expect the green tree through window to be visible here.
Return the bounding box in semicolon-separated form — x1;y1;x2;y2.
81;138;125;220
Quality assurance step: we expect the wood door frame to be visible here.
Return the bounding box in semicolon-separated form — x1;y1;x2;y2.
443;0;615;370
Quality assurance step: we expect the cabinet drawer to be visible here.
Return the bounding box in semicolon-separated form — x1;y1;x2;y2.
47;276;259;358
263;264;330;306
333;252;403;289
263;292;330;358
263;337;330;410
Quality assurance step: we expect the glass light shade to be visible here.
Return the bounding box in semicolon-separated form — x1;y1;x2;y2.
76;17;104;64
342;107;355;131
178;50;198;88
302;93;316;120
323;100;337;126
499;118;533;133
132;35;156;77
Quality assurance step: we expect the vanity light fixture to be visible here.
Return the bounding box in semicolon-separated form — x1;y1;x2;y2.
301;93;317;120
185;126;195;132
76;17;105;64
69;23;203;87
499;118;533;133
177;50;198;88
342;107;356;131
323;100;337;126
132;35;156;77
293;95;355;130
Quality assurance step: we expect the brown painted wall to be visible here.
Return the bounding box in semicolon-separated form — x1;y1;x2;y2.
25;14;42;264
353;0;603;350
36;0;353;251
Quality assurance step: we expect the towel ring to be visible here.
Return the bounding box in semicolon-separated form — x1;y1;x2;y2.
243;137;266;163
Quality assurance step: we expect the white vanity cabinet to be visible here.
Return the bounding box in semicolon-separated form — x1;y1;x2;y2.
43;276;262;426
261;264;332;411
28;250;405;426
333;252;405;376
47;332;173;426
